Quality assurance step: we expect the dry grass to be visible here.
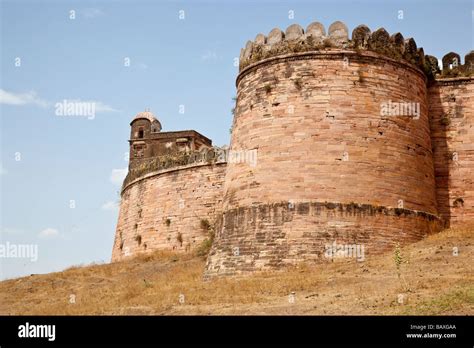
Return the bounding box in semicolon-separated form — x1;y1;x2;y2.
0;226;472;315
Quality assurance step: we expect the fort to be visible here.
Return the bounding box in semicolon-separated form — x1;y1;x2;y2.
111;21;474;278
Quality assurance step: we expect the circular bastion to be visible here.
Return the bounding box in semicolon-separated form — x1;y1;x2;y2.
204;21;443;277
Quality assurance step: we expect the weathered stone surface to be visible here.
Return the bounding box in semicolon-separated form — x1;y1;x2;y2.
254;33;266;45
417;47;426;67
285;24;304;41
267;28;284;45
369;28;390;51
389;32;405;55
328;21;348;45
205;202;441;277
442;52;461;71
242;40;254;61
305;22;326;42
465;51;474;71
352;25;371;48
425;55;440;76
404;38;418;62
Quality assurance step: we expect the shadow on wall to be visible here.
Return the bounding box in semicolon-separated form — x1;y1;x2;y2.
429;84;452;228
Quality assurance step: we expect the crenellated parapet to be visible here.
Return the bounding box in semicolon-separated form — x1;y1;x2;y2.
239;21;433;75
437;51;474;78
239;21;473;80
122;146;229;190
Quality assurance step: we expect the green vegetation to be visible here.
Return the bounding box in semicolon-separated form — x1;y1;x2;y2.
196;219;215;257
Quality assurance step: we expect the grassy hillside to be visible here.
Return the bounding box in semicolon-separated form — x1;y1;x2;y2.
1;226;473;315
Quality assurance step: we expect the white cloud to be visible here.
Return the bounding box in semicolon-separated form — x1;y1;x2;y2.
94;101;119;113
101;200;119;211
0;89;49;108
38;228;59;239
110;168;127;185
82;8;104;19
1;90;119;115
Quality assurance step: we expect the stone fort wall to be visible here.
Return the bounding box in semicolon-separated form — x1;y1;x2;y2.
111;161;226;261
430;77;474;226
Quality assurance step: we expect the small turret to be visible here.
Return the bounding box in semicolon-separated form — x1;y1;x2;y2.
130;109;162;140
129;109;161;162
127;109;213;169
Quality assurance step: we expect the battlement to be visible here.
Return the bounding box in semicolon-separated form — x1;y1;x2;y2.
438;51;474;78
239;21;474;80
122;146;228;189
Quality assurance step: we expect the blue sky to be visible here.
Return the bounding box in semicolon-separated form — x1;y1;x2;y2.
1;0;472;280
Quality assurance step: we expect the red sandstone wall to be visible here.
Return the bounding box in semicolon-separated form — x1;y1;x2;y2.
111;163;226;261
429;77;474;226
205;202;440;277
205;50;440;277
225;51;436;212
